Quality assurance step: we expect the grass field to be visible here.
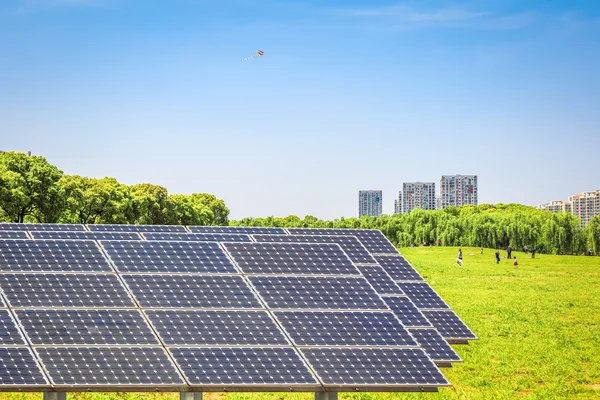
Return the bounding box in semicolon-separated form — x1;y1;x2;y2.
2;247;599;400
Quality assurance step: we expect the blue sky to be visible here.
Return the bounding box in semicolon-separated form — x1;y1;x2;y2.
1;0;599;220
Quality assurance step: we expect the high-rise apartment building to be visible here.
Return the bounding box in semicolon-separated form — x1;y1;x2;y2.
358;190;383;217
570;190;600;226
394;192;402;214
401;182;436;213
440;175;478;208
0;150;31;156
538;200;572;214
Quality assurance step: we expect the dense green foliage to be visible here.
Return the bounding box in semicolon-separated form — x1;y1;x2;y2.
0;153;229;225
233;207;600;256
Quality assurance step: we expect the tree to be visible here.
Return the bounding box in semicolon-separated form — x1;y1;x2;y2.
186;193;230;226
130;184;171;225
0;153;64;222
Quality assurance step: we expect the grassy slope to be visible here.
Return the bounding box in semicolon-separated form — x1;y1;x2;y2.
2;249;599;400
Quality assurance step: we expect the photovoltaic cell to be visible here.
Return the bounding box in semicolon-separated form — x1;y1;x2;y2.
188;226;287;235
123;275;262;309
0;348;47;385
287;228;398;255
374;255;424;281
16;310;158;345
356;266;404;295
30;231;141;241
0;231;28;239
171;348;317;385
408;328;462;363
0;223;85;231
301;348;449;386
37;347;184;385
396;282;450;310
102;241;237;274
249;276;388;310
0;310;26;345
0;239;111;272
252;234;377;265
383;296;432;327
421;310;477;340
143;232;252;242
224;242;359;275
0;274;134;308
274;311;417;346
146;310;288;345
88;224;187;233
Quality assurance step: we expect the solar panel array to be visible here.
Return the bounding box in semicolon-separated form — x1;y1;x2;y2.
0;223;476;393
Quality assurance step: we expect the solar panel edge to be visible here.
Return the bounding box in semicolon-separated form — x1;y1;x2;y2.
407;327;463;364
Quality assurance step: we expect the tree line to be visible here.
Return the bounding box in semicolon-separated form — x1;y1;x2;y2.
0;152;229;226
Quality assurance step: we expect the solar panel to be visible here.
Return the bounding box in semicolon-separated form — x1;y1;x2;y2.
301;348;449;386
16;310;158;345
252;234;377;265
383;296;432;327
396;282;450;310
249;276;388;310
224;242;359;275
88;224;187;233
421;310;478;341
0;223;85;231
374;255;424;281
0;348;48;385
273;311;417;347
188;226;287;235
30;231;142;241
0;274;135;308
287;228;398;254
102;240;238;274
0;310;26;345
356;266;404;295
143;233;252;242
37;347;184;385
0;239;111;272
171;348;317;385
122;275;262;309
408;328;462;364
0;231;29;239
146;310;288;346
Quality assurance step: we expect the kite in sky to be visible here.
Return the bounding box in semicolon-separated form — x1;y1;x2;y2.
241;50;264;61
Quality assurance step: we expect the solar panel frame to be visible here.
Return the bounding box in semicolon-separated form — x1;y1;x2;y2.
286;228;398;255
0;310;27;345
143;232;253;242
408;328;462;365
0;347;50;389
374;255;425;281
0;223;86;232
396;282;451;310
421;310;478;342
30;231;142;241
382;296;433;328
188;226;287;235
88;224;188;233
355;266;404;296
0;231;29;239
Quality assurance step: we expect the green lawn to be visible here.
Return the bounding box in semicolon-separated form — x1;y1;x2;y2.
2;248;599;400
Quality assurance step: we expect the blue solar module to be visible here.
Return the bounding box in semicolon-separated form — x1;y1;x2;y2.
171;348;317;385
421;310;478;341
0;239;111;272
356;265;404;295
123;275;262;308
37;347;184;385
16;310;158;345
146;310;288;345
409;328;462;363
188;226;287;235
273;311;417;346
252;234;377;265
374;255;424;281
301;348;449;386
383;296;433;327
0;348;48;385
143;232;252;242
0;274;134;308
0;231;28;239
0;223;85;231
287;228;398;255
30;231;142;241
224;242;359;275
0;310;26;345
396;282;450;310
88;224;187;232
249;276;388;310
102;240;238;274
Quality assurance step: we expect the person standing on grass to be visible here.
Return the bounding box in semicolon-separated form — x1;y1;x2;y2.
480;247;483;254
513;257;518;268
507;245;512;259
531;247;536;258
438;238;441;247
495;250;500;264
457;248;463;266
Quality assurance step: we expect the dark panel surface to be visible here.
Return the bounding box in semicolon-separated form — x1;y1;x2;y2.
0;231;28;239
374;255;424;281
287;228;398;254
409;328;462;362
30;231;141;241
0;310;25;345
396;282;450;310
0;348;47;385
356;266;404;295
143;232;252;242
188;226;287;235
0;223;85;231
88;224;187;232
422;310;477;340
383;296;432;327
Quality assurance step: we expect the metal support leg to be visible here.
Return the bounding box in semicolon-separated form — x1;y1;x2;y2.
315;393;338;400
43;393;66;400
180;393;203;400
